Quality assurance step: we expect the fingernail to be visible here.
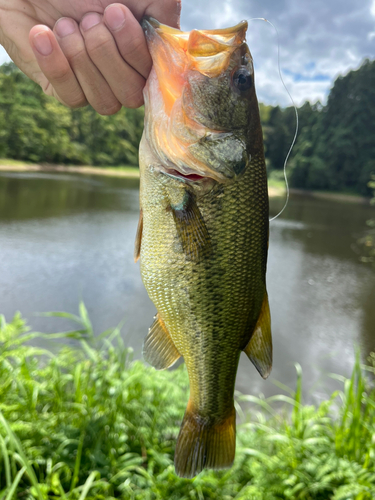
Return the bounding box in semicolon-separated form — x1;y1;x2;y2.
55;18;76;38
81;13;102;32
33;31;53;56
105;5;126;31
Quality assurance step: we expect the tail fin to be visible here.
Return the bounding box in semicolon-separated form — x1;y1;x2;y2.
174;401;236;478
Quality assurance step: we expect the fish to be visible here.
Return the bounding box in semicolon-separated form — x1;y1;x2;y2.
135;17;272;478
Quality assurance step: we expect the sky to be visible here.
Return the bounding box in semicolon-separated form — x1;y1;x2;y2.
1;0;374;106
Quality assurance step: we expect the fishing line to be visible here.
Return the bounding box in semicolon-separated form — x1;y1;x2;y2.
247;18;299;222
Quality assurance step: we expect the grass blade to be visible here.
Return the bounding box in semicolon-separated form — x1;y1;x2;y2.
0;411;44;500
77;471;100;500
4;466;26;500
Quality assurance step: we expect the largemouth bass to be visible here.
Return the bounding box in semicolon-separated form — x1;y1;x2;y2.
136;17;272;478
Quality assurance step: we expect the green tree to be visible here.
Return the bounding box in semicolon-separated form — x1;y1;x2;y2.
289;102;323;189
313;59;375;194
0;62;144;167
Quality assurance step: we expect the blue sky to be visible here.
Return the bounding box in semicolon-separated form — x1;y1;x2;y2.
1;0;374;106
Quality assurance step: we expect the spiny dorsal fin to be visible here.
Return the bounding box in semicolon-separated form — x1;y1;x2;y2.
244;292;272;379
134;209;143;263
143;313;181;370
170;190;211;262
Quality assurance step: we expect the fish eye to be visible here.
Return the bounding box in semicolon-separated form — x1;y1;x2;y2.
232;67;253;91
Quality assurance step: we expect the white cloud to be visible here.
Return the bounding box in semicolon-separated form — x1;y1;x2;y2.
181;0;375;105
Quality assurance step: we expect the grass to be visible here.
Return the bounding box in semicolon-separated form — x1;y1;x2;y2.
267;170;287;196
1;306;375;499
0;160;140;179
0;158;34;167
0;159;138;170
96;165;139;173
267;178;286;193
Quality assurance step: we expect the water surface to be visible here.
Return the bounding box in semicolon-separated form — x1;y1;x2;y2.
0;171;374;402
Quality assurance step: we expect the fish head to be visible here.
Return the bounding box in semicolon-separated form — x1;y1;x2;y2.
142;18;263;184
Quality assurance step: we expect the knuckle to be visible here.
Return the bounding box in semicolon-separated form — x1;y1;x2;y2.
122;88;144;109
46;65;72;87
65;47;88;66
46;82;87;109
121;36;145;59
95;100;122;116
85;34;113;59
68;95;88;109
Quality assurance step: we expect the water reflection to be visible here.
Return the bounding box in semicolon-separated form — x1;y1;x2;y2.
0;171;139;220
0;171;374;402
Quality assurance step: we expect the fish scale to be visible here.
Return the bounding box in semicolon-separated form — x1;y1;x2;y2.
136;17;272;478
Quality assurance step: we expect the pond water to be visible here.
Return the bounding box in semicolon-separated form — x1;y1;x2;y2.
0;171;374;403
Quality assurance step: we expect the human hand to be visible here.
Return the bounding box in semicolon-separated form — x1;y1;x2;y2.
0;0;180;113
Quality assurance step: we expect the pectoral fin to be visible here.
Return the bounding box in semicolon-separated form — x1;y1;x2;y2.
244;293;272;379
143;313;181;370
170;190;211;261
134;209;143;263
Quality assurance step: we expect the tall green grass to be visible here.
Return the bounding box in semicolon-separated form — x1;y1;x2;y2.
1;305;375;499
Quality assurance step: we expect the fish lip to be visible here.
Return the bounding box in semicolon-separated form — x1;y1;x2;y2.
161;169;211;184
141;16;182;38
155;161;228;183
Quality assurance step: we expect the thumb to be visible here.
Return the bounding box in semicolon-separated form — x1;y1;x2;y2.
145;0;181;29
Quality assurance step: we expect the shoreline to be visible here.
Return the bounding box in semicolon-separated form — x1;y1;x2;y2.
289;188;370;204
0;163;141;179
0;163;370;203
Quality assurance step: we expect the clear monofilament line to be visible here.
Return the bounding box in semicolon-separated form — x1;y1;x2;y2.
247;18;299;222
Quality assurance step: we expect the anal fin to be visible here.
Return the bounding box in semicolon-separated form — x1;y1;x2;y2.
244;292;272;379
134;209;143;263
143;313;181;370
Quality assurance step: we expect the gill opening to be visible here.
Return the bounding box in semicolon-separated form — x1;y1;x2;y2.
247;18;299;222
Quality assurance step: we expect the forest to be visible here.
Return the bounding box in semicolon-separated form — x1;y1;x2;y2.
0;58;374;196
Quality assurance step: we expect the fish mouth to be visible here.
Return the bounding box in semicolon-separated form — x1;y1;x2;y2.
142;16;248;46
162;169;209;184
142;16;248;78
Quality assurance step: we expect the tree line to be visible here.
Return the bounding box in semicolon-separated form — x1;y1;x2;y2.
0;59;374;195
0;63;144;167
262;58;375;196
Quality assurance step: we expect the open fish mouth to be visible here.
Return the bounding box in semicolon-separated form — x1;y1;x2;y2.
163;169;209;183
